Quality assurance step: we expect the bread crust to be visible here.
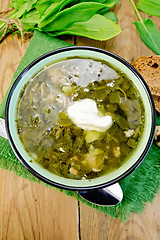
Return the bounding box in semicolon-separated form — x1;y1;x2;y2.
132;56;160;113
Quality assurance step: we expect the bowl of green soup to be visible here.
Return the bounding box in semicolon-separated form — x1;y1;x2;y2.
5;46;156;191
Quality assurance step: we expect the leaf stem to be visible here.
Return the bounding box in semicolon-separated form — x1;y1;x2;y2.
130;0;143;23
8;8;24;20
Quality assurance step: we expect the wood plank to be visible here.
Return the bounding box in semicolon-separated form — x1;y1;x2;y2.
0;35;30;102
76;0;160;61
0;31;78;240
77;0;160;239
1;0;160;239
0;0;11;12
0;168;79;240
80;196;160;240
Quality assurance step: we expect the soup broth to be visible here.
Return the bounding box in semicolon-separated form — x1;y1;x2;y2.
16;58;145;180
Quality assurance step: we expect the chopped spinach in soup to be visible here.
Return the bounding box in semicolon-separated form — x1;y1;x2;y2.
16;58;145;180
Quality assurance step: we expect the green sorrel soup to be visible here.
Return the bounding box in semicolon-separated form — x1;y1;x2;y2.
16;58;145;180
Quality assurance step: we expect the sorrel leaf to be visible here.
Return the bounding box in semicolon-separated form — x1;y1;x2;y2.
138;0;160;17
40;2;110;30
0;0;121;42
51;14;121;41
133;18;160;55
130;0;160;55
102;11;118;23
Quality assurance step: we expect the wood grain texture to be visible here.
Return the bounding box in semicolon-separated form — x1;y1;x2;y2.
0;0;11;12
0;17;78;240
0;168;79;240
0;0;160;239
76;0;160;62
0;35;30;102
79;196;160;240
77;0;160;239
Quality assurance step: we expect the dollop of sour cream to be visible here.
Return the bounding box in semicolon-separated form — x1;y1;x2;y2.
67;99;112;132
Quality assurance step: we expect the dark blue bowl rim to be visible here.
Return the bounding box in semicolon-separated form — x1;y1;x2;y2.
5;46;156;191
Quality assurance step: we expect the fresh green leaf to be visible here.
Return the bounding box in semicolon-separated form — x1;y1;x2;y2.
38;0;78;27
24;0;39;12
138;0;160;17
35;0;52;16
51;14;121;41
102;11;118;23
130;0;160;55
8;0;27;9
133;18;160;55
40;2;108;31
103;0;120;7
40;0;116;28
98;0;120;14
21;9;41;30
10;0;39;12
59;0;79;12
1;0;120;42
79;0;106;3
39;2;63;22
8;0;39;20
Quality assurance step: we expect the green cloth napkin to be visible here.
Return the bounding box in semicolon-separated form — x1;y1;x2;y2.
0;30;160;222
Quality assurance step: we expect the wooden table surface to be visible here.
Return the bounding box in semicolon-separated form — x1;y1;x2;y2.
0;0;160;239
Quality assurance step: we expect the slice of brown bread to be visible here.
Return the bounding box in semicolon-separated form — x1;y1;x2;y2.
132;56;160;113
